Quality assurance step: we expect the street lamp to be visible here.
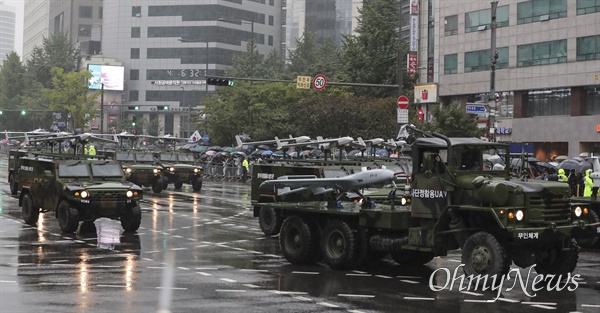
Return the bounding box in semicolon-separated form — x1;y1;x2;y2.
217;17;255;80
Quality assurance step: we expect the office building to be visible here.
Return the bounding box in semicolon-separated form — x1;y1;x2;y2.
0;2;16;63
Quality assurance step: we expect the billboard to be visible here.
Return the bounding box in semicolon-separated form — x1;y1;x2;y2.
87;64;124;91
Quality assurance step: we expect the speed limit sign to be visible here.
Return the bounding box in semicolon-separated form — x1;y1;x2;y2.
313;74;327;91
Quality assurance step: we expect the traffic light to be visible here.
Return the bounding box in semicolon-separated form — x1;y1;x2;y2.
157;105;169;111
132;115;137;126
128;106;140;110
21;110;26;115
0;110;3;115
206;78;234;86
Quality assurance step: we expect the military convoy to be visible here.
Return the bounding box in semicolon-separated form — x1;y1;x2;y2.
251;126;591;277
14;154;143;233
112;150;166;193
156;152;203;191
570;156;600;248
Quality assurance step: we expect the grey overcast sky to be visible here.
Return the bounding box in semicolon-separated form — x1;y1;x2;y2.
1;0;24;56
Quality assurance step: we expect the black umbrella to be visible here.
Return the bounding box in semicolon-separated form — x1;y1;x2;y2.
257;144;271;150
578;161;593;173
208;146;222;151
557;159;582;172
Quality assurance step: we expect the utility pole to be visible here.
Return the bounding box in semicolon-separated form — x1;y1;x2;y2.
489;0;499;142
100;82;104;134
397;6;403;97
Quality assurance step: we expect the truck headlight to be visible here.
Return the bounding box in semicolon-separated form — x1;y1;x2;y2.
515;210;524;221
126;190;134;198
574;206;582;217
168;167;175;172
400;197;408;205
80;190;90;199
125;168;132;173
194;168;202;173
153;168;161;173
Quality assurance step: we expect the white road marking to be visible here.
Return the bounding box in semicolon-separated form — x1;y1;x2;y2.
397;275;421;279
248;250;263;254
464;299;494;303
522;302;557;306
263;254;283;258
338;294;375;298
240;269;268;272
317;302;340;308
292;271;319;275
172;235;183;238
0;280;16;283
496;298;520;303
196;245;210;248
181;226;191;229
142;258;153;261
170;247;187;251
50;260;69;263
294;296;312;301
351;270;368;274
177;267;190;270
187;238;197;241
219;278;237;283
404;297;435;301
97;284;126;288
348;310;366;313
448;259;462;263
269;291;308;295
156;287;188;290
215;289;246;293
400;280;419;284
243;284;260;288
346;273;371;277
232;247;246;251
74;240;85;243
233;240;249;243
375;275;392;279
147;267;165;269
582;304;600;308
461;291;483;296
530;304;556;310
196;272;212;276
195;267;219;270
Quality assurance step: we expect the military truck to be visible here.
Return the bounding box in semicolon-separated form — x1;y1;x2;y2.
8;149;29;195
571;156;600;248
251;127;588;277
156;152;203;191
112;150;165;193
16;155;143;233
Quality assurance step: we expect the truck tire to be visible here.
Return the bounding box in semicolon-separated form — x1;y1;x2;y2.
576;209;599;248
259;207;282;236
21;193;39;226
9;174;18;195
121;205;142;232
321;220;357;270
58;200;79;233
192;177;203;191
174;181;183;189
391;250;434;266
535;238;579;277
152;179;163;193
462;231;510;277
280;215;320;265
162;176;169;189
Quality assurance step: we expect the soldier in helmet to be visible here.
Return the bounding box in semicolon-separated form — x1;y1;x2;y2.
557;168;568;183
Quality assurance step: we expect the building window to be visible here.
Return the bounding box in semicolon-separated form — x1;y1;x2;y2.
132;6;141;17
577;35;600;61
527;89;570;117
444;54;458;74
131;27;141;38
269;15;274;26
464;47;508;73
444;15;458;36
465;6;508;33
517;40;566;67
577;0;600;15
54;12;64;33
99;7;103;19
130;69;139;80
270;0;274;5
585;87;600;115
517;0;567;25
130;90;139;102
79;6;92;18
268;35;273;46
78;24;92;37
131;48;140;59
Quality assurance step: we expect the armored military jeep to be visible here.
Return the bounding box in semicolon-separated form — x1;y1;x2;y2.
17;156;143;233
156;152;203;191
112;151;165;193
8;149;29;195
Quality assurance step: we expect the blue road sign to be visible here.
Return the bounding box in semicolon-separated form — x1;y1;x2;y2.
466;105;486;114
202;134;210;143
57;122;66;127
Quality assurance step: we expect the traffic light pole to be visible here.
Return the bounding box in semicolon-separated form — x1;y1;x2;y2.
100;83;105;134
489;0;499;142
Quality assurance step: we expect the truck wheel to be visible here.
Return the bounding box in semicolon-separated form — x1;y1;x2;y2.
174;181;183;189
352;227;386;267
162;176;169;189
192;177;203;191
21;193;39;226
121;205;142;232
152;179;163;193
280;215;320;265
462;231;510;277
391;250;434;266
58;201;79;233
321;220;356;270
259;207;282;236
576;209;599;248
535;238;579;276
9;174;18;195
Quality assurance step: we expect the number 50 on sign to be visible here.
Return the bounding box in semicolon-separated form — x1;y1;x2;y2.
313;74;327;91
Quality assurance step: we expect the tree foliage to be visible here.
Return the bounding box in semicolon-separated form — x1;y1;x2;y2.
412;103;485;138
287;31;339;79
43;68;99;131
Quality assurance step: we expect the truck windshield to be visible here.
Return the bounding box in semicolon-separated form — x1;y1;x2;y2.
135;153;154;162
91;163;123;177
179;154;195;162
160;154;178;162
116;153;135;161
58;163;90;178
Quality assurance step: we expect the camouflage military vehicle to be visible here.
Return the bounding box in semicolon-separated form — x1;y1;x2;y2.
8;149;29;195
112;151;165;193
155;152;203;191
16;155;143;233
570;156;600;248
251;127;588;277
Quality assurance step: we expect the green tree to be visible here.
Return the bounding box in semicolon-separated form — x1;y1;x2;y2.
225;40;264;79
338;0;405;98
43;68;99;131
25;33;80;89
413;102;484;138
259;49;287;79
287;31;339;79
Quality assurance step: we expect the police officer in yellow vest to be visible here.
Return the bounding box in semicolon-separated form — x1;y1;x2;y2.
584;169;593;197
557;168;568;183
88;145;96;156
242;157;249;182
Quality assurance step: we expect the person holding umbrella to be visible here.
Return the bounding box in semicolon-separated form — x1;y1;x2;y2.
242;156;249;182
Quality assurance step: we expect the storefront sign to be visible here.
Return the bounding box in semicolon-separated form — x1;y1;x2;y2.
407;53;418;76
497;127;512;134
414;84;438;103
410;15;419;52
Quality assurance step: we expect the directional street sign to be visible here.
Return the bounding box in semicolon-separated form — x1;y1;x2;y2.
313;74;327;91
466;105;486;114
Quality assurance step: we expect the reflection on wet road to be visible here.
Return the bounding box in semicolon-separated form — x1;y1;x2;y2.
1;158;599;313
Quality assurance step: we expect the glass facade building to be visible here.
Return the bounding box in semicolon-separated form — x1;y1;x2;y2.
0;3;16;64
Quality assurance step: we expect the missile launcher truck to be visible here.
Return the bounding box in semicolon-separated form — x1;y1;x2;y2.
250;126;589;277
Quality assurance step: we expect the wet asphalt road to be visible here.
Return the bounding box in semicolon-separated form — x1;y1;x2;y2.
0;157;599;313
